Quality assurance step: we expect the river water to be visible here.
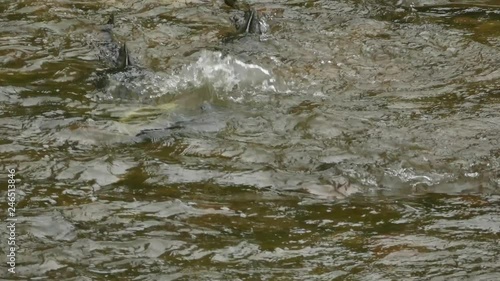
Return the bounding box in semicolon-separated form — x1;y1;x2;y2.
0;0;499;280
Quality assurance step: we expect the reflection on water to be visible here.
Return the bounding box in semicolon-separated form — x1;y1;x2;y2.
0;0;499;279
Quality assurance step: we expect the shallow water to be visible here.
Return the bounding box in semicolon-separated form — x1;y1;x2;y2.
0;0;499;279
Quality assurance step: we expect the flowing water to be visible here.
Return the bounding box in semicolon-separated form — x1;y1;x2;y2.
1;0;500;279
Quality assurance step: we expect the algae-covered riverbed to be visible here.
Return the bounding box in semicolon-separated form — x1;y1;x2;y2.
0;0;499;280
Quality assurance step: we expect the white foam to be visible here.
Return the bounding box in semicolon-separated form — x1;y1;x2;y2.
103;50;281;102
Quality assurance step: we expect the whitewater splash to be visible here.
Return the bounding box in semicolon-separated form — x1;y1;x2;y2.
99;50;284;103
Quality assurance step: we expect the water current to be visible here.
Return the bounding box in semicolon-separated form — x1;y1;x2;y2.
0;0;499;280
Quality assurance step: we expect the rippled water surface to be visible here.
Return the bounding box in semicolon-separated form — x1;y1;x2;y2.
1;0;499;279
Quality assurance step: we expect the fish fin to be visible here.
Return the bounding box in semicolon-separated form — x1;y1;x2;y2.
245;10;255;33
107;14;115;25
117;43;131;69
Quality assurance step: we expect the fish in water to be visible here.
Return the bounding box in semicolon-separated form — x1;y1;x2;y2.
97;14;132;70
224;0;268;34
134;101;226;143
231;8;268;34
224;0;239;9
91;14;154;100
90;10;267;141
